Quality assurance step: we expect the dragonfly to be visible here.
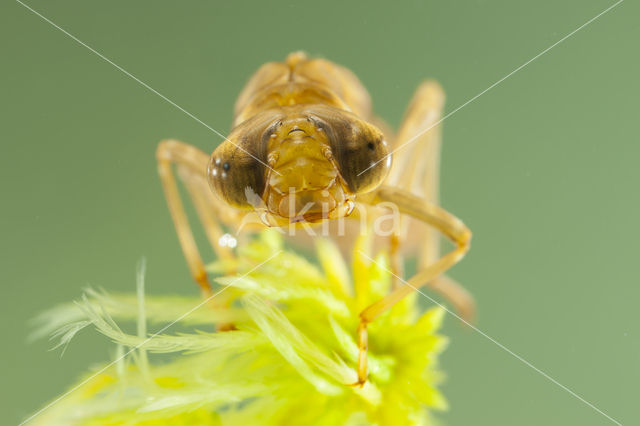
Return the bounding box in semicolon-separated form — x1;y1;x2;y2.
156;51;472;385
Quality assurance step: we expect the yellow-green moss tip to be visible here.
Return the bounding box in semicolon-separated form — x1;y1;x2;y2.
31;230;448;425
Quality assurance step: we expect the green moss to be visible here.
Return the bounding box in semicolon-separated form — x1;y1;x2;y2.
31;230;448;425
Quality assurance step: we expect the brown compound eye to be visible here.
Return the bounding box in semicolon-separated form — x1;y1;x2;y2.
208;146;268;209
208;117;274;209
311;109;391;194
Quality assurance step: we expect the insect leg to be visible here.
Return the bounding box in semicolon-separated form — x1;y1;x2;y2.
177;165;236;266
388;81;444;198
353;185;471;385
156;139;230;295
390;81;474;316
386;81;445;289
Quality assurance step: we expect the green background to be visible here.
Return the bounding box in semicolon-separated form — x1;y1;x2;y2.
2;1;638;424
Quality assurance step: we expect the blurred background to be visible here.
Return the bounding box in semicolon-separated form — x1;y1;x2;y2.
2;0;638;424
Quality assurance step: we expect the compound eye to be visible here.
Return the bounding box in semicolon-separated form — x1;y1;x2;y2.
209;150;267;208
321;114;390;194
207;112;278;208
208;136;270;209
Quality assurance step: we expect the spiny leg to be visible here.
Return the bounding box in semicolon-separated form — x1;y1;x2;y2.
175;163;246;331
177;165;236;267
353;185;471;385
157;139;238;296
387;80;444;200
386;81;444;289
403;86;473;313
388;81;474;317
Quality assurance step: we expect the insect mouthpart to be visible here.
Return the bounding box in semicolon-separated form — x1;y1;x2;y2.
277;188;354;222
260;179;355;226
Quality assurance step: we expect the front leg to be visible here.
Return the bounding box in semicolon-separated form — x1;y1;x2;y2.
353;185;472;385
156;139;239;296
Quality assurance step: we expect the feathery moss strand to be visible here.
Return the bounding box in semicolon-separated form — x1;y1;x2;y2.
31;230;448;425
